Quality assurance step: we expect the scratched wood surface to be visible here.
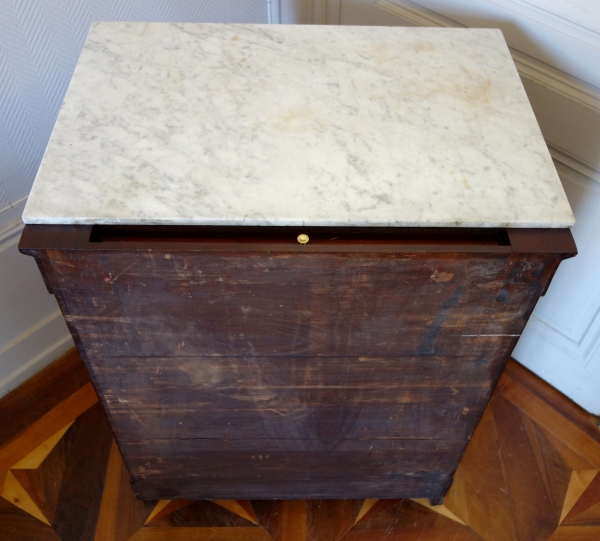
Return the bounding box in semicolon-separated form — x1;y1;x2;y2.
19;225;573;501
38;250;558;501
94;355;494;441
123;438;455;500
42;251;553;358
2;351;600;540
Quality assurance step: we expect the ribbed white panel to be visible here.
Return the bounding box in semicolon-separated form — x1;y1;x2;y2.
0;0;268;210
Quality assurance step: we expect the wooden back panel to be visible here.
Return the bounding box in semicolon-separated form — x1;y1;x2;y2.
19;225;576;501
41;250;555;358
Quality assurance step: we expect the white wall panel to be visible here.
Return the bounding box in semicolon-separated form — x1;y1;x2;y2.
367;0;600;89
0;0;269;397
334;0;600;413
0;208;72;397
4;0;600;411
511;156;600;413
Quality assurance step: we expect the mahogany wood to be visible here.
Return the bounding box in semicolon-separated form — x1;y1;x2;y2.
3;352;600;539
94;355;497;442
19;224;576;503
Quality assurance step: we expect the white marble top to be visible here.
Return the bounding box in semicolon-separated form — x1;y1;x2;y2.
23;23;574;227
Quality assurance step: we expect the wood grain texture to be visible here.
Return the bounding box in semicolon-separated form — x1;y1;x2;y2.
490;395;570;541
10;468;57;524
18;225;573;501
442;407;516;541
543;430;598;471
2;470;51;525
342;499;484;541
252;500;307;541
0;349;88;448
411;498;466;525
128;528;272;541
561;473;600;525
0;498;61;541
306;500;363;541
124;437;454;500
40;248;561;500
500;374;600;469
94;440;152;541
0;382;98;481
146;500;259;528
44;250;554;358
354;500;402;525
549;526;600;540
213;500;258;524
560;470;598;523
8;430;70;526
1;353;600;539
95;355;498;442
51;403;114;541
503;361;600;445
11;423;72;470
144;500;194;524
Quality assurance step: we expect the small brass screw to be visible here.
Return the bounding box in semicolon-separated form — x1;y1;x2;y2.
297;233;309;245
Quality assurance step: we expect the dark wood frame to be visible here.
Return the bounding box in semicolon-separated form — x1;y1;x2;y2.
20;224;576;254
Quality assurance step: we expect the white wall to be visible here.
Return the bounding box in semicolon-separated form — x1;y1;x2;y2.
0;0;269;397
0;200;73;396
313;0;600;413
4;0;600;413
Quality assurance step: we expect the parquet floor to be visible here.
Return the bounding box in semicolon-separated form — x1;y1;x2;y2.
1;351;600;540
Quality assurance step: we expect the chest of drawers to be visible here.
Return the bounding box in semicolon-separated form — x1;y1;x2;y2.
20;23;576;504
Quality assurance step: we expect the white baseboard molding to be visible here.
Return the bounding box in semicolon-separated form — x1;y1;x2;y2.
0;210;74;398
375;0;456;28
513;150;600;415
548;144;600;189
0;311;74;397
309;0;342;24
513;323;600;415
375;0;600;112
374;0;600;171
4;0;600;404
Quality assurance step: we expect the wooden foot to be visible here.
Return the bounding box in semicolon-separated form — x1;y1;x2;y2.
428;495;444;506
428;474;454;506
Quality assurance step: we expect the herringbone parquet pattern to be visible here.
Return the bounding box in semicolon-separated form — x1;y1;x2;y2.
1;351;599;540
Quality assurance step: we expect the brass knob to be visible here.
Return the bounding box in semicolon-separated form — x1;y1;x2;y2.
297;233;309;245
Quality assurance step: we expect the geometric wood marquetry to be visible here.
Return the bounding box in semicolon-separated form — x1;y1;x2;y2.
10;423;73;470
561;472;600;526
411;497;467;525
1;349;600;541
2;470;51;525
560;470;599;524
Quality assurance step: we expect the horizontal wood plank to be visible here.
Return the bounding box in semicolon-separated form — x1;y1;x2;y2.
20;225;577;255
94;355;501;442
18;226;570;501
43;251;555;358
123;437;456;500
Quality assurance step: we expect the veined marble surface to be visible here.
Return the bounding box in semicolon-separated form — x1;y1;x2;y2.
23;23;574;227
